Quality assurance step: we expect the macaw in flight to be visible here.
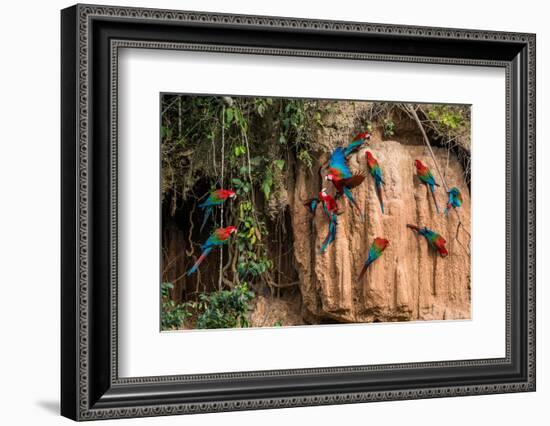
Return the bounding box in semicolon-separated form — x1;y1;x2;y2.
325;147;366;220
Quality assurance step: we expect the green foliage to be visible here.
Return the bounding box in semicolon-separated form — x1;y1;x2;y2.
233;145;246;157
254;97;273;117
160;125;172;140
159;95;330;313
422;104;471;185
298;149;313;169
279;100;322;168
235;200;273;278
160;282;194;330
196;283;255;329
383;118;396;138
161;282;256;330
261;168;273;200
274;159;285;171
426;105;465;130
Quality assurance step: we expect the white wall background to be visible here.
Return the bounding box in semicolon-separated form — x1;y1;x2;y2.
0;0;546;424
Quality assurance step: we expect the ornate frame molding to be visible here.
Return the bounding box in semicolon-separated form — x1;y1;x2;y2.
61;4;536;421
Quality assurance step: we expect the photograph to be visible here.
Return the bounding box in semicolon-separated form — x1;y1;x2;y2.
160;94;472;330
57;3;536;420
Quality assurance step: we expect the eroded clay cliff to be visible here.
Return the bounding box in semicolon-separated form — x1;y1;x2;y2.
289;118;471;324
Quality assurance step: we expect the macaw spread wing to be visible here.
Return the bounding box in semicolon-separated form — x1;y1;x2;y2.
328;147;352;179
342;173;366;189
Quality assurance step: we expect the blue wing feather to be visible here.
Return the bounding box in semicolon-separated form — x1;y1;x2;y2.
366;246;376;265
344;140;364;157
203;232;225;249
328;147;352;179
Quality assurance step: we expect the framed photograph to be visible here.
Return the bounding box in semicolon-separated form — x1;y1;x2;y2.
61;4;536;421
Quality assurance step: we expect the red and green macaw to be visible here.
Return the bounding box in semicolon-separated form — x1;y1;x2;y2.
406;224;448;257
366;151;385;213
318;188;339;253
358;237;389;281
186;226;238;275
318;188;339;217
445;187;463;215
415;159;440;214
344;130;371;157
199;188;236;231
325;147;365;219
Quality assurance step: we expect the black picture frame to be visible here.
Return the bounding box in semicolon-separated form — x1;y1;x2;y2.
61;4;536;421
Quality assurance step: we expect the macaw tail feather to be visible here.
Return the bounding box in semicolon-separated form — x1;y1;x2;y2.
357;260;373;281
319;235;331;254
406;224;422;233
200;207;212;232
187;248;212;275
444;204;451;216
375;182;384;214
322;204;331;220
343;186;365;221
357;264;369;281
320;214;337;254
430;187;440;214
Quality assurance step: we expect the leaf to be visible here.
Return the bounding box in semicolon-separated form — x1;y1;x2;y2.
233;145;246;157
274;159;285;171
262;169;273;200
250;156;263;167
256;102;265;117
225;107;234;124
231;178;243;187
160;126;172;140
